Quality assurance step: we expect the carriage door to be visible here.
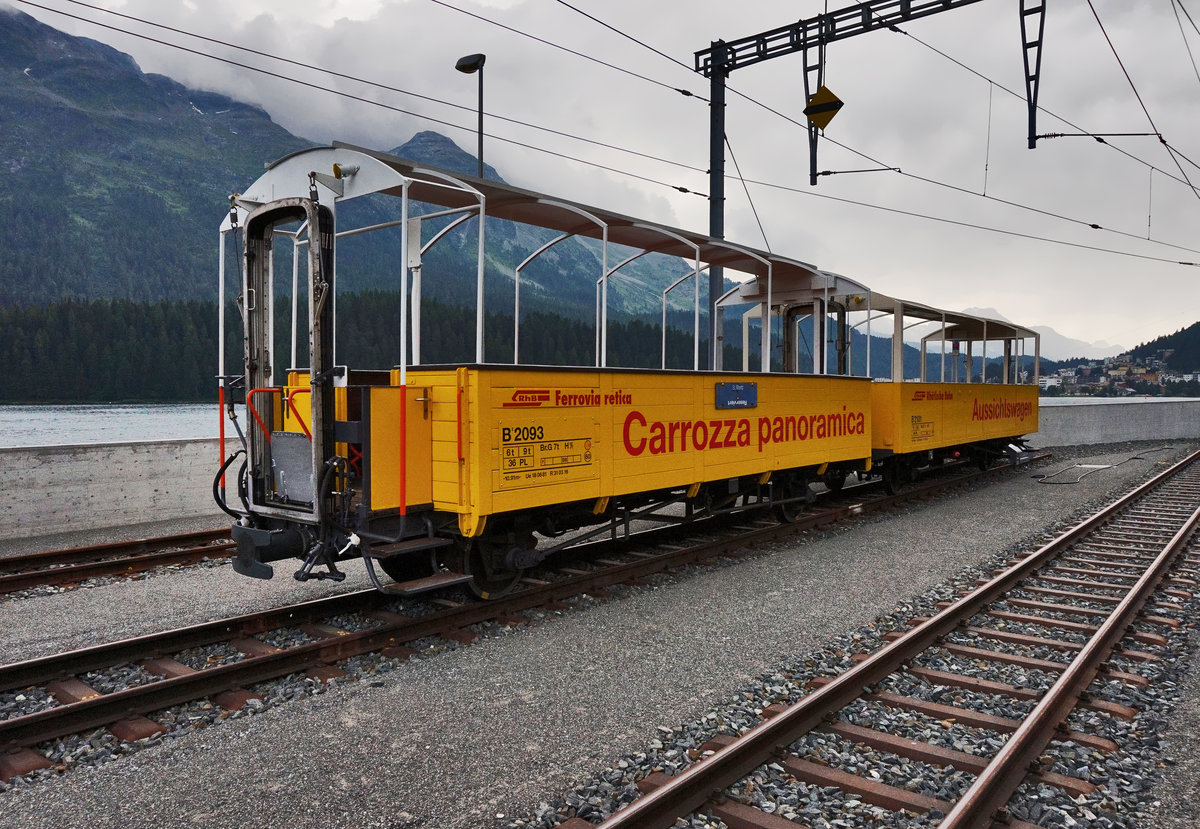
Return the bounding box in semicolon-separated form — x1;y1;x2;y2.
242;197;336;518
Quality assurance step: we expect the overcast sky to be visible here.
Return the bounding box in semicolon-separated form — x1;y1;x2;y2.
12;0;1200;351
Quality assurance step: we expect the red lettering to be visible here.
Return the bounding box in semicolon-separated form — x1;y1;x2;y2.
648;421;667;455
623;410;646;456
722;419;736;447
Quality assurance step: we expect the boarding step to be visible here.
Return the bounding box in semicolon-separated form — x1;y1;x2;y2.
363;536;453;561
379;570;474;596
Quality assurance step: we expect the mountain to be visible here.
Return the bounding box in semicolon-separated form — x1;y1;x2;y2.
963;307;1124;362
0;7;691;323
0;6;310;306
1130;321;1200;373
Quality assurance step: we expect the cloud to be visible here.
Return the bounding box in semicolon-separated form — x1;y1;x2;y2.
11;0;1200;347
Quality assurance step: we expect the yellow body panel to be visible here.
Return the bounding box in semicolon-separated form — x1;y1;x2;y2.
870;382;1038;454
363;386;433;509
398;367;872;533
278;372;348;439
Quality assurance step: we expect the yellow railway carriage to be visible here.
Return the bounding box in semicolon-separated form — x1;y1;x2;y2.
215;145;1039;597
420;366;870;528
251;363;874;594
859;294;1041;489
870;383;1038;456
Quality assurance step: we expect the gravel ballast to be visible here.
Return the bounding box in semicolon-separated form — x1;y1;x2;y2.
1;441;1198;829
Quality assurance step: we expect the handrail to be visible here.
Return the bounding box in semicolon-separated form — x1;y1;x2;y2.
246;387;280;444
286;389;312;440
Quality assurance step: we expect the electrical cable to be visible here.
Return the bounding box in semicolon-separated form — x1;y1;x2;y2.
724;135;770;252
21;0;1200;266
1087;0;1200;203
552;0;695;75
212;449;246;518
735;174;1200;267
711;39;1200;257
554;1;1200;257
34;0;705;177
16;0;707;196
430;0;704;101
1031;446;1172;484
886;19;1200;197
1173;0;1200;89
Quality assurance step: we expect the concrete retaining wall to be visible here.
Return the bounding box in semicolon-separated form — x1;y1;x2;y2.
1;438;225;541
1033;398;1200;448
2;399;1197;540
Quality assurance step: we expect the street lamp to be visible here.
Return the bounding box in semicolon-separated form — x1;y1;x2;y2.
455;53;486;178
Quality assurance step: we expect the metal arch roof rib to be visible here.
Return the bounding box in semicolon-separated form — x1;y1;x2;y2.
232;143;1036;349
866;290;1039;343
232;141;839;289
325;142;829;283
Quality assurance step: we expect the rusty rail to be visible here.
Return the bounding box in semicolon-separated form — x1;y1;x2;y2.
0;454;1046;778
0;528;232;594
591;449;1200;829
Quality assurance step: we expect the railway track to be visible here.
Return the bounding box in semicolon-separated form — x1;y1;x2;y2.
565;449;1200;829
0;456;1028;597
0;456;1041;783
0;528;232;596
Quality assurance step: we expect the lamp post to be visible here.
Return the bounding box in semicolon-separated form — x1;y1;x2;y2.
455;53;486;178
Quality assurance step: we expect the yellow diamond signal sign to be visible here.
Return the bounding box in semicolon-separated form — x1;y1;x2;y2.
803;85;843;130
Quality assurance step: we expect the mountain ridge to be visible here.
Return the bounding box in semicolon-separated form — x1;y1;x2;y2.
962;306;1126;362
0;7;1190;360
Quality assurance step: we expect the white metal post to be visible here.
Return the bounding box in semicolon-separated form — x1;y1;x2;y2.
218;231;226;386
474;198;486;363
892;302;904;381
600;227;609;367
291;236;300;369
399;182;410;385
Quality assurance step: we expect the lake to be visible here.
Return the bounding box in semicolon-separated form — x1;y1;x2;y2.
0;403;220;448
3;396;1194;449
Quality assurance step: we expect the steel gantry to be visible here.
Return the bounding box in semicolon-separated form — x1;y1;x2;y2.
694;0;1046;365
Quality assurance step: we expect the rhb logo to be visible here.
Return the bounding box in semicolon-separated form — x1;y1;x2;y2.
503;389;551;407
912;390;952;402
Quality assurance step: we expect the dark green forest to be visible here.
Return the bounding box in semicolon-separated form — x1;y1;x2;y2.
1130;320;1200;373
0;295;1048;404
0;296;724;403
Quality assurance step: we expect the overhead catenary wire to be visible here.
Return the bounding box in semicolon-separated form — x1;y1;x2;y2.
550;0;1200;257
1172;0;1200;89
886;18;1200;196
738;174;1199;267
429;0;705;101
13;0;709;198
551;0;696;75
724;135;771;252
1087;0;1200;203
19;0;1200;269
30;0;705;179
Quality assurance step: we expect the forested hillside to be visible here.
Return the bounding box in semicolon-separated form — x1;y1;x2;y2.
0;8;1059;403
0;7;310;306
0;296;715;403
0;295;1041;403
1130;321;1200;372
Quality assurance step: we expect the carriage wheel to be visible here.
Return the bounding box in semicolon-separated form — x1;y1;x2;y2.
882;460;906;495
822;468;846;493
774;476;813;523
459;537;525;599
